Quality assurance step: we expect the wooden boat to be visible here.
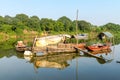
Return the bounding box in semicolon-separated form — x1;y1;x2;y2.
72;34;88;40
90;48;112;54
35;34;71;47
15;46;26;52
15;41;31;52
76;43;86;49
15;45;31;52
87;43;110;51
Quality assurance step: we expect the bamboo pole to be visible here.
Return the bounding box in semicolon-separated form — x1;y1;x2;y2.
75;47;103;59
32;36;37;51
76;9;79;45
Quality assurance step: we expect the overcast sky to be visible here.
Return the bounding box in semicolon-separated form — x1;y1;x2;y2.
0;0;120;26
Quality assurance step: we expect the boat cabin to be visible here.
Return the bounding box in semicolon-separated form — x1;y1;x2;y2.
97;32;113;41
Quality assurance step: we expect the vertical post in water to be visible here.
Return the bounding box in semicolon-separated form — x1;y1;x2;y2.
76;10;79;80
76;10;78;45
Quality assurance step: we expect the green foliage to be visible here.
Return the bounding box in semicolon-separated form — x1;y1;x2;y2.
77;20;92;32
0;38;16;49
113;32;120;45
28;16;40;30
0;16;4;25
0;14;120;45
15;14;29;25
4;15;13;25
101;23;120;32
15;28;23;35
54;21;64;32
40;18;55;31
0;24;14;34
57;16;72;32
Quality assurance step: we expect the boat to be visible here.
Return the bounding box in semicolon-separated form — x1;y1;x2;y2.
15;45;31;52
76;43;86;49
15;46;27;52
90;48;112;54
87;43;110;51
15;41;31;52
71;34;88;40
34;34;71;47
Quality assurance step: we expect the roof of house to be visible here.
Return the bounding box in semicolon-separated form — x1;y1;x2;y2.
102;32;113;38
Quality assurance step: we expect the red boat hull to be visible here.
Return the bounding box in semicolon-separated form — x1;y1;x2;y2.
87;45;110;51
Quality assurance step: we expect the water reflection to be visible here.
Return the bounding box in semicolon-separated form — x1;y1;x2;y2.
0;37;120;80
0;48;114;66
0;46;114;75
23;49;114;70
79;48;113;64
0;47;115;80
0;49;16;58
24;53;80;70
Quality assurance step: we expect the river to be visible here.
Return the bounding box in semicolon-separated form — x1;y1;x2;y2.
0;40;120;80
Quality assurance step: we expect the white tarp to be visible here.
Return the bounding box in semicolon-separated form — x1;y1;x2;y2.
35;34;71;47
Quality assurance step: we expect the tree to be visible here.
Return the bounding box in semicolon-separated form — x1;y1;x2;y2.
28;16;41;31
4;15;13;25
15;14;29;26
101;23;120;32
40;18;55;32
57;16;72;32
0;24;13;34
77;20;92;32
0;16;4;26
54;21;64;32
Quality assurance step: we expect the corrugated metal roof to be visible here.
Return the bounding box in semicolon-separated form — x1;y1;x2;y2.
102;32;113;38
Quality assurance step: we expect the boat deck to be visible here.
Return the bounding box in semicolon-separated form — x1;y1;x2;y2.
32;43;78;53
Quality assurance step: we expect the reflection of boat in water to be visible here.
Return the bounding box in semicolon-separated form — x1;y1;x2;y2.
35;60;68;69
95;57;113;64
23;44;113;70
91;49;113;64
25;51;113;69
79;47;113;64
25;53;79;69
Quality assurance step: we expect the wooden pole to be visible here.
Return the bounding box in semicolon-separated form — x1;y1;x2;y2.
75;47;103;59
75;11;79;79
76;9;79;45
32;36;37;51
